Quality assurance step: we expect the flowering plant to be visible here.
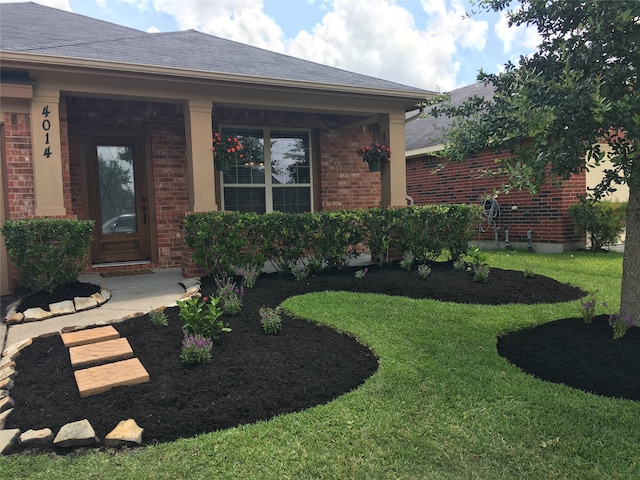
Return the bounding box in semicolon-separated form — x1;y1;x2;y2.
609;310;633;339
357;142;391;165
212;132;244;167
215;277;244;315
260;306;282;335
579;291;598;324
180;333;213;364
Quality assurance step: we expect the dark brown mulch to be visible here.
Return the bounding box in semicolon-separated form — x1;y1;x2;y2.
497;314;640;401
6;261;633;457
9;282;100;314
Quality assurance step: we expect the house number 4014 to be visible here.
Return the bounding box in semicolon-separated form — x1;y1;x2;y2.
41;105;52;158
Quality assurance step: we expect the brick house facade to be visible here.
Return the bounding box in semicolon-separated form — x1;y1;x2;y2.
406;152;586;251
405;83;587;252
1;3;430;293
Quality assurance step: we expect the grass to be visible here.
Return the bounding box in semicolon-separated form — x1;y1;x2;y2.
2;250;637;479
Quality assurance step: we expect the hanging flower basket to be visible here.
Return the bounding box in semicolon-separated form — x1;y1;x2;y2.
213;133;244;171
357;142;391;172
367;160;383;172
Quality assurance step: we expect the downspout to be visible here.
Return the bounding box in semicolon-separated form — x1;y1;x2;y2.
406;195;414;206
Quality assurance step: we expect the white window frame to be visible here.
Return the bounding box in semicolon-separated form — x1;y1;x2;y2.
219;126;314;213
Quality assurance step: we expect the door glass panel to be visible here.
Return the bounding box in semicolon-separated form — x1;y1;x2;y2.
97;145;137;235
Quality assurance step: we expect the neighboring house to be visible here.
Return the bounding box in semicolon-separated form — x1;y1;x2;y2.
405;82;625;253
0;2;432;294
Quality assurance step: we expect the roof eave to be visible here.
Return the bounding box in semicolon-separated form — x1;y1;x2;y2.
406;144;443;158
1;51;434;106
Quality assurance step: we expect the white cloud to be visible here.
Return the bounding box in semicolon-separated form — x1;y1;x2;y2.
151;0;286;52
495;10;540;54
143;0;487;91
289;0;488;91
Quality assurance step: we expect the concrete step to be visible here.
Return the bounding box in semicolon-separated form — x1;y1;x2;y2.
68;337;134;368
73;357;149;398
61;325;120;347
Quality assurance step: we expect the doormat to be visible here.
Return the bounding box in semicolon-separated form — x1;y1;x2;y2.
100;269;154;277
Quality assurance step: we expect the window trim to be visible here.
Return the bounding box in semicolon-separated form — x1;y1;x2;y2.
219;126;314;213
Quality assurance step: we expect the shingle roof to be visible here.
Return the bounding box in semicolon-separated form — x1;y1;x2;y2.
405;82;495;151
1;2;429;95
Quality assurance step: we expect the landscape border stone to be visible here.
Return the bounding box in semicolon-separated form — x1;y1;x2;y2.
3;284;111;325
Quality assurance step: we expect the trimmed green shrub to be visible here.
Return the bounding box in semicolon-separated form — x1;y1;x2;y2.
184;205;480;275
568;199;627;252
1;218;94;293
184;211;247;278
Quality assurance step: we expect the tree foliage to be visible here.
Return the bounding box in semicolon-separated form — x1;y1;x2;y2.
430;0;639;324
432;0;639;197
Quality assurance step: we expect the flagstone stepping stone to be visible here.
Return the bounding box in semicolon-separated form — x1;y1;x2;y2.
74;358;149;398
60;325;120;347
69;338;134;368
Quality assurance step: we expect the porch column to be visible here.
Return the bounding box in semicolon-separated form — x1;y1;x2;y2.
185;99;217;212
379;112;407;207
30;86;66;216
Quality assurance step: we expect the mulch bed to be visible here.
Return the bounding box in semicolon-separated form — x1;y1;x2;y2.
5;261;637;456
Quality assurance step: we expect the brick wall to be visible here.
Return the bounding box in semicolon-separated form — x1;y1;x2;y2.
407;150;586;246
213;107;382;210
2;112;35;219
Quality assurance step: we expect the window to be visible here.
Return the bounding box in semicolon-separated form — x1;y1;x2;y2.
220;127;312;213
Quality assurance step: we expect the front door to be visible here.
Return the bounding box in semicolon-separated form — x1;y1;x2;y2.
86;136;153;264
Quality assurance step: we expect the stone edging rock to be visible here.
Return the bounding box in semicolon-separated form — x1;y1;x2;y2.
0;277;201;455
4;284;112;325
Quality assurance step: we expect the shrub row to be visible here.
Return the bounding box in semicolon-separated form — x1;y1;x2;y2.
1;218;94;293
568;199;627;252
184;205;481;278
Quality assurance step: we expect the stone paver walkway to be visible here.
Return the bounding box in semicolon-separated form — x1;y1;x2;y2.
62;325;149;398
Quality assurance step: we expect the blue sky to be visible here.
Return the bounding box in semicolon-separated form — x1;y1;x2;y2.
3;0;540;91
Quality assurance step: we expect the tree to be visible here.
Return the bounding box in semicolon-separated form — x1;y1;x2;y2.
430;1;639;325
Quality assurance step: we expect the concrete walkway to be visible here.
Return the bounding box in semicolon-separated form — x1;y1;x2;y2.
1;268;191;353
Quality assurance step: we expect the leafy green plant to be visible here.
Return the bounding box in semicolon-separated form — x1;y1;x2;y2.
149;308;168;327
523;261;535;278
180;333;213;364
290;263;310;281
579;291;598;324
215;277;244;315
177;295;230;340
417;264;431;279
354;268;368;279
568;199;627;252
609;310;632;340
473;265;490;283
184;211;246;279
453;258;466;271
259;306;282;335
308;210;365;270
1;218;94;293
239;265;260;288
400;252;415;271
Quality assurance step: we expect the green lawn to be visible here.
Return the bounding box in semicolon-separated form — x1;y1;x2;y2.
2;251;637;479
